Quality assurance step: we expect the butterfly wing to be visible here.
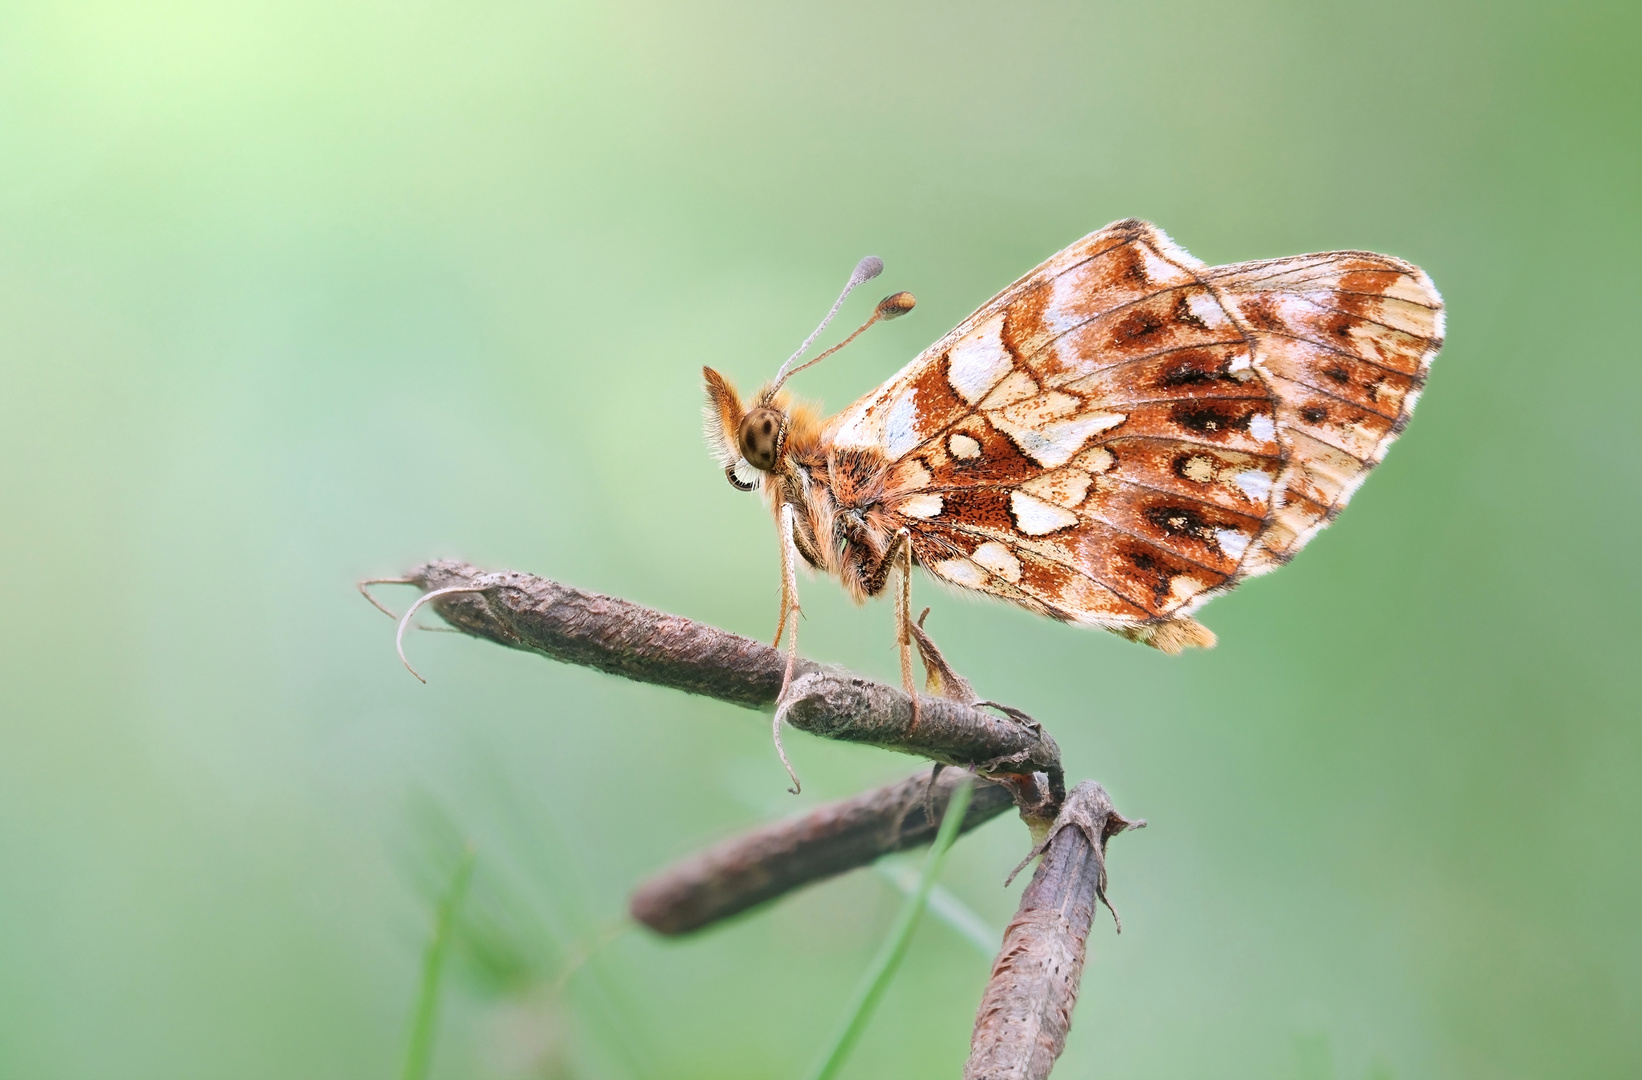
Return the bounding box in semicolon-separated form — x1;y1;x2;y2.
1204;250;1442;570
823;219;1442;637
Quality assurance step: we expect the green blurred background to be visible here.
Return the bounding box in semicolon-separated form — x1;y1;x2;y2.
1;0;1636;1076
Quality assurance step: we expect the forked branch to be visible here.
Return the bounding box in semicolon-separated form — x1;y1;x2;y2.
363;560;1137;1080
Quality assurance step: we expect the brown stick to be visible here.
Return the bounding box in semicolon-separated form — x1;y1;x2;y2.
401;561;1061;780
965;781;1142;1080
630;767;1013;936
367;560;1145;1078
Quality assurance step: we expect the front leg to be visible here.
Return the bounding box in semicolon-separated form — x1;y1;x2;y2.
840;517;922;727
770;503;805;794
838;512;910;597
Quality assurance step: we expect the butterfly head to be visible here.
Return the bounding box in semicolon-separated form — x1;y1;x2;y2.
702;256;914;493
700;370;808;491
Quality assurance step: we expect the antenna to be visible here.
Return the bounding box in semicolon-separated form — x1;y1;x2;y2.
766;262;916;398
768;257;883;390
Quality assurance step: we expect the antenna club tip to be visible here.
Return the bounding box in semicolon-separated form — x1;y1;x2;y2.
876;291;916;319
851;256;884;285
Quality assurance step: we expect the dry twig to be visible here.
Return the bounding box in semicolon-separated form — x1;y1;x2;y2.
965;781;1143;1080
395;561;1062;789
630;767;1013;935
363;561;1140;1079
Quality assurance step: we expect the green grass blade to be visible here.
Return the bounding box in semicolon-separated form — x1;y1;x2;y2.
872;863;1000;957
802;778;974;1080
400;844;475;1080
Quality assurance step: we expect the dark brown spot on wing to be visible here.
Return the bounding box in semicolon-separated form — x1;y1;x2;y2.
1082;480;1259;575
1118;399;1279;454
1115;308;1166;341
1173;405;1248;435
1063;343;1268;407
1144;504;1217;543
1104;536;1227;614
1254;335;1421;419
1239;295;1288;332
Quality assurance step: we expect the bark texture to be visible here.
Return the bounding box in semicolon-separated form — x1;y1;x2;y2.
409;560;1060;776
965;781;1142;1080
630;767;1013;935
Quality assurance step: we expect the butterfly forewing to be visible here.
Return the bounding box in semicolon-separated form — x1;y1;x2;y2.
823;219;1441;631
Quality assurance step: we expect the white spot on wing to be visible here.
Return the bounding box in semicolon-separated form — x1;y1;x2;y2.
994;389;1079;427
990;411;1125;468
1170;575;1207;602
1233;469;1274;503
1180;455;1216;483
946;315;1012;404
1186;288;1230;329
892;458;931;490
978;369;1040;410
1043;264;1092;339
897;493;943;519
1248;413;1275;442
1140;245;1194;287
1073;446;1116;473
971;541;1021;582
1011;490;1080;535
933;557;987;588
881;389;922;458
1020;470;1092;509
1215;528;1250;560
949;433;981;460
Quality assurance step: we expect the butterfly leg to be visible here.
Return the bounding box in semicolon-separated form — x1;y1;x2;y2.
891;530;922;731
774;501;800;650
770;503;804;794
851;526;924;729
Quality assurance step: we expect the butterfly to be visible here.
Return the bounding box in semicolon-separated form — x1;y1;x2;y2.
704;219;1441;784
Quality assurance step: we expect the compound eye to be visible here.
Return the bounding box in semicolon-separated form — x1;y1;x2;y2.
737;408;783;471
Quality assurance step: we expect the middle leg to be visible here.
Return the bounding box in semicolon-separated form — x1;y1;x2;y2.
852;526;922;729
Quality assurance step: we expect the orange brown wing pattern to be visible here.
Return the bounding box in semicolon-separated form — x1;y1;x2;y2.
1205;251;1442;571
823;219;1441;633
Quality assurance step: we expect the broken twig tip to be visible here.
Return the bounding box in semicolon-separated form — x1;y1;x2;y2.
1003;850;1037;889
1102;892;1125;934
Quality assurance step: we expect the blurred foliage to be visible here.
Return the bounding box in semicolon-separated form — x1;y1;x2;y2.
0;0;1636;1077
